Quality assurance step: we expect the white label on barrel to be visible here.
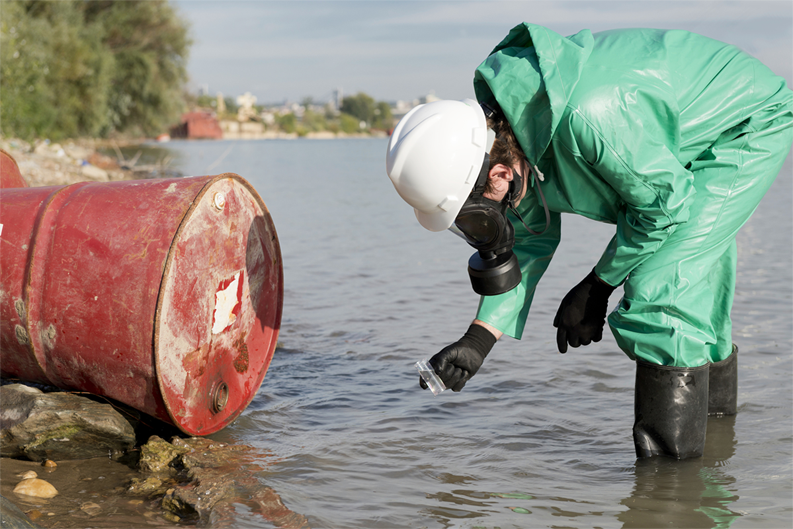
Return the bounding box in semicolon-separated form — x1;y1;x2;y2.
212;271;242;334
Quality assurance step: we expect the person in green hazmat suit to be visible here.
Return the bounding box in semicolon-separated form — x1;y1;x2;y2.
385;24;793;460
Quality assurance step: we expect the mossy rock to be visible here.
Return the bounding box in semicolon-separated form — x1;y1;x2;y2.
138;435;189;474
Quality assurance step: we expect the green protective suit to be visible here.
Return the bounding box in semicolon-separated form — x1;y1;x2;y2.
473;24;793;367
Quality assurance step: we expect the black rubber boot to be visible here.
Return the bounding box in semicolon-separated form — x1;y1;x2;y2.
708;345;738;417
633;360;709;459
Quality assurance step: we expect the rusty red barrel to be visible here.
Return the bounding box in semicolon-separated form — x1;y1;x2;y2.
0;174;283;435
1;149;28;188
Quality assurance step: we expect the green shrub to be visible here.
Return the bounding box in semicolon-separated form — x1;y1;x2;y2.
0;0;191;139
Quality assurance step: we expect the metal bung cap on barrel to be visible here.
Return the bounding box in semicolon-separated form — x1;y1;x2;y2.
0;173;283;436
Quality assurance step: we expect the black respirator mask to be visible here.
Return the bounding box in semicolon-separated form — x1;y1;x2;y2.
450;155;523;296
449;105;550;296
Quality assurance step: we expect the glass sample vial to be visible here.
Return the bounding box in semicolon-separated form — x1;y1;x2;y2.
415;359;447;396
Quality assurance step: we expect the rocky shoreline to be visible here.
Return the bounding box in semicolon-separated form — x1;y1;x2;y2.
1;140;308;527
0;382;309;528
1;136;180;188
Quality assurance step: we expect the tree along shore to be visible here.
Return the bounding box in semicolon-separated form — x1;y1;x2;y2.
1;1;190;142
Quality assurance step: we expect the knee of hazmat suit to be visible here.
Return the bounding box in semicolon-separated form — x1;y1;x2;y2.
472;23;793;366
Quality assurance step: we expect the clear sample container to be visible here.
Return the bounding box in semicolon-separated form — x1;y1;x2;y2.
415;359;446;396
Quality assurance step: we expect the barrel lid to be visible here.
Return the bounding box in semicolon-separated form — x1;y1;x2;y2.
154;173;282;435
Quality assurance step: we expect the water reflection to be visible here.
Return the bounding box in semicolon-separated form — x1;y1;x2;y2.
619;417;740;528
422;473;487;522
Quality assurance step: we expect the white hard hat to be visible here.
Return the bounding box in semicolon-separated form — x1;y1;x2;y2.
386;99;495;232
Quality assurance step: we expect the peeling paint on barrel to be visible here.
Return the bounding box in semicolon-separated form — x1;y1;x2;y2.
232;335;249;374
14;299;25;320
42;324;57;350
15;324;29;345
212;271;243;335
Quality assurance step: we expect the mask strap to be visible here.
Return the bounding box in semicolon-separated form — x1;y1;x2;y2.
509;161;551;236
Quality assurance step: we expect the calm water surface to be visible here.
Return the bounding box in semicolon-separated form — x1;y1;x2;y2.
159;138;791;528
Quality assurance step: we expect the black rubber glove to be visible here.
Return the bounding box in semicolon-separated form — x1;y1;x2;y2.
420;324;497;392
553;269;616;353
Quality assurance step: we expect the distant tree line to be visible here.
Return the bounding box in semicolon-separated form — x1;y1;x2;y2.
190;91;394;137
0;0;191;140
281;93;393;136
340;92;393;132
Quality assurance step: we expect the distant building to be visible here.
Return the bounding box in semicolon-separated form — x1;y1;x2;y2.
220;119;265;139
260;111;276;126
236;92;258;122
333;88;343;111
392;93;441;121
423;91;440;104
171;111;223;139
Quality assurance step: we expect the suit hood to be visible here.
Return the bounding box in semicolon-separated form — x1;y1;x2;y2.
474;23;594;164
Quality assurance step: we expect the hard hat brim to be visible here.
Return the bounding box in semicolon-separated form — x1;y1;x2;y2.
415;204;462;232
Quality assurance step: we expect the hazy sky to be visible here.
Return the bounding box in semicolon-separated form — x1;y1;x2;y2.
175;0;792;105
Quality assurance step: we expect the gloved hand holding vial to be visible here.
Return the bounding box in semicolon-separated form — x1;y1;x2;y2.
415;360;446;396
